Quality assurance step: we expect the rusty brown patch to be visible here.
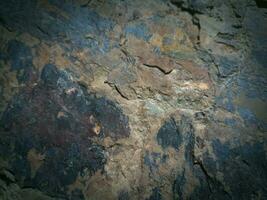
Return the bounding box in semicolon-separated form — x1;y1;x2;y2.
27;148;45;178
89;115;101;135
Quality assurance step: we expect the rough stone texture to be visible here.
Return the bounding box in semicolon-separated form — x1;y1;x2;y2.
0;0;266;199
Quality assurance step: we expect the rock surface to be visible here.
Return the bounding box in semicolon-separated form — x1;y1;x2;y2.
0;0;266;199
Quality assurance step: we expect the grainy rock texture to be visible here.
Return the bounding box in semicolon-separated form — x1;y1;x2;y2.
0;0;266;199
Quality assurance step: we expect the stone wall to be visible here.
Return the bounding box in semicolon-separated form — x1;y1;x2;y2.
0;0;266;199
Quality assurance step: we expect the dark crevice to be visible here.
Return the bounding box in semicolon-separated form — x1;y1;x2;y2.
36;25;50;37
193;160;232;199
242;159;250;167
207;54;222;79
214;41;237;51
105;143;122;149
0;174;15;185
114;85;129;100
216;32;235;40
232;24;242;29
104;81;129;100
80;0;92;7
180;6;202;15
255;0;267;8
120;48;136;65
0;17;14;32
169;0;183;8
192;16;201;45
170;1;202;46
193;160;213;193
143;64;173;75
170;1;202;15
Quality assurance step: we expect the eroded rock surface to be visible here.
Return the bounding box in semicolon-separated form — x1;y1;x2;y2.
0;0;266;199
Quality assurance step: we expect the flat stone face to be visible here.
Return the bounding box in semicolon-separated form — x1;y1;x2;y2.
0;0;266;199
